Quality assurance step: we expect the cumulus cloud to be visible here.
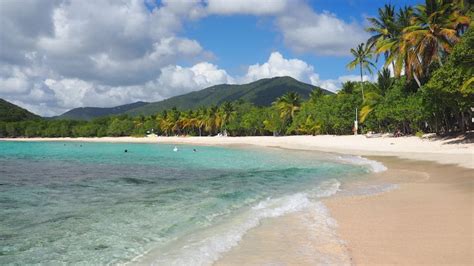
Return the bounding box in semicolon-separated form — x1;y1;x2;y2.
241;52;316;83
0;0;212;115
276;4;369;56
239;52;368;93
0;0;369;116
154;62;235;98
206;0;288;15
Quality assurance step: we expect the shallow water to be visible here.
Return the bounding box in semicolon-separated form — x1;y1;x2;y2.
0;141;376;264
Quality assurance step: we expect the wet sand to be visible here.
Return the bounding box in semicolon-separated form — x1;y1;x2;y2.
325;158;473;265
216;157;473;265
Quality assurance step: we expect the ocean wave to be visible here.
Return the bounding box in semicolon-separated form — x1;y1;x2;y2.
311;179;341;198
337;155;387;173
139;192;341;266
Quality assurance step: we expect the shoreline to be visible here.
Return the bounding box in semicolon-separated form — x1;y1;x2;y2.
324;157;474;265
1;135;473;168
215;156;473;265
2;136;473;264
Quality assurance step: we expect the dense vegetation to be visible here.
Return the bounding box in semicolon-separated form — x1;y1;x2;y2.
56;101;148;120
0;0;472;138
0;99;39;123
57;76;329;120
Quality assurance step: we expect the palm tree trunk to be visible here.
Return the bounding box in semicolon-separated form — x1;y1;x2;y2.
360;63;365;101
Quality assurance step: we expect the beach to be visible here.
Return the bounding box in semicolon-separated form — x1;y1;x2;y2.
1;135;473;265
325;157;474;265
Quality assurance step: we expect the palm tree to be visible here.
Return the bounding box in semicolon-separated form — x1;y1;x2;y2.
377;67;393;95
366;4;397;62
374;6;414;78
205;105;219;135
347;43;377;100
196;107;207;136
359;69;392;123
274;92;301;127
401;0;470;85
219;101;236;132
309;88;323;103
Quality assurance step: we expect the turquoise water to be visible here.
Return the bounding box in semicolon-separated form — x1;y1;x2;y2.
0;141;372;264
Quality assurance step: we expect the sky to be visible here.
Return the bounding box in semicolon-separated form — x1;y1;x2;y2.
0;0;422;116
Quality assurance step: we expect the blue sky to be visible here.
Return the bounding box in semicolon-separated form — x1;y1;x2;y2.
0;0;423;116
182;0;423;79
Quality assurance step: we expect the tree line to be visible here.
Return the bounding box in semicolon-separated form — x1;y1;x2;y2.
0;0;472;138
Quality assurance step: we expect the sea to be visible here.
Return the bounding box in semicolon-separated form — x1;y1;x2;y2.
0;141;389;265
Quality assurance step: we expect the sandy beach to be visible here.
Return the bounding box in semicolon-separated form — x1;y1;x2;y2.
215;156;473;265
2;135;473;264
324;157;474;265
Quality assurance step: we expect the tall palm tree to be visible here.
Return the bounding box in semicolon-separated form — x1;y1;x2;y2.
366;4;397;62
274;92;301;126
375;6;414;78
402;0;470;84
347;43;376;100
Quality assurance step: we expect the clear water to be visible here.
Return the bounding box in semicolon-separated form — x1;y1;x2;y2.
0;141;372;264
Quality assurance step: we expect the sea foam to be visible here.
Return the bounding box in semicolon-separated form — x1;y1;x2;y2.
337;155;387;173
145;192;344;266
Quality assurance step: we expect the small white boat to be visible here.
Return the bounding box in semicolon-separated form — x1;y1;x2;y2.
173;146;178;152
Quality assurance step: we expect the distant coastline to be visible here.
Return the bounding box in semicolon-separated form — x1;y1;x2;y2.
2;135;472;169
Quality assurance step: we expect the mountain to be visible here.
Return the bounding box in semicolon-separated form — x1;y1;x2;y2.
56;101;148;120
126;76;331;116
0;98;40;122
56;76;332;119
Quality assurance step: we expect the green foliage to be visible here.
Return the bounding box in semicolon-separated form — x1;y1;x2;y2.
126;76;331;116
1;1;471;138
423;27;474;132
0;99;40;122
56;101;148;120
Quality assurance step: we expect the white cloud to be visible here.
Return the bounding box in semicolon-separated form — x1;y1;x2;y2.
154;62;235;98
240;52;375;93
1;61;234;116
0;0;371;116
206;0;288;15
1;50;374;116
0;0;212;115
241;52;315;83
276;5;368;56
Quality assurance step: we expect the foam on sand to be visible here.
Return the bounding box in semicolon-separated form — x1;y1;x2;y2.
337;155;388;172
134;188;348;266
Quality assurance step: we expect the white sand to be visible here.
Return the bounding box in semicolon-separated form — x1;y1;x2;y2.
3;135;473;168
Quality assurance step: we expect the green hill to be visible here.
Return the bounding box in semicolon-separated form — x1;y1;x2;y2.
56;101;148;120
55;76;331;119
127;76;331;116
0;99;40;122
